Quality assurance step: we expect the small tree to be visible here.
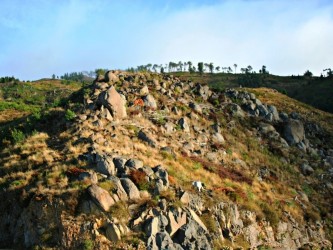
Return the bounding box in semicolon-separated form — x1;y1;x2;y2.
233;64;237;74
52;74;56;79
198;62;204;75
304;70;313;77
208;63;214;74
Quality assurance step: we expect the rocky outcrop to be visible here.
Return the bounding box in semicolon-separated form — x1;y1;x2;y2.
97;86;127;120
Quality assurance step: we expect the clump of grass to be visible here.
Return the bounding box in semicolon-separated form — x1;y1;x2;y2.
65;109;76;121
109;201;130;222
11;128;25;144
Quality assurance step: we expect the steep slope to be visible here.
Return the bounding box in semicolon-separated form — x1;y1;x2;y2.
0;71;332;249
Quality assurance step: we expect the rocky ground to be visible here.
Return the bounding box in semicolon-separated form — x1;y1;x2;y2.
0;70;332;249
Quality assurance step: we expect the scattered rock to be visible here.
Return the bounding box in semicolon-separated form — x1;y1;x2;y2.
143;94;157;109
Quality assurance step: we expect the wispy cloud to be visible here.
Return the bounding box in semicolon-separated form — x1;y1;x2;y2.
0;0;332;79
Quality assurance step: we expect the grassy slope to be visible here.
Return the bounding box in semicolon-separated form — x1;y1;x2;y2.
0;73;332;247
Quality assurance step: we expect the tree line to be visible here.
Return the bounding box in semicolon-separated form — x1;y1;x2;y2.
126;61;272;75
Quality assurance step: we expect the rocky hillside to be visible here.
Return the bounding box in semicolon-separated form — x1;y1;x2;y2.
0;71;333;249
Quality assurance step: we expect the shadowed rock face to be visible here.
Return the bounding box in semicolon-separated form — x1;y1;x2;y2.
282;119;305;145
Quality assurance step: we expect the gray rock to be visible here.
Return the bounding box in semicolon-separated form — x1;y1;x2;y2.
96;154;116;176
189;102;202;114
211;132;225;145
300;162;314;176
228;103;245;117
120;178;141;201
267;105;280;121
174;219;211;250
143;94;157;110
178;117;190;133
282;119;305;145
125;158;144;170
258;123;276;135
113;157;127;175
97;86;127;120
138;130;157;148
154;165;169;187
106;223;121;242
87;184;115;212
108;176;128;201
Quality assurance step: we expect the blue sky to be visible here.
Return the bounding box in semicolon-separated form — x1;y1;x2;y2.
0;0;332;80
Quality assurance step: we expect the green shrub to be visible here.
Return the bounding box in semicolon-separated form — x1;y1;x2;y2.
11;128;25;144
82;239;94;250
65;109;76;121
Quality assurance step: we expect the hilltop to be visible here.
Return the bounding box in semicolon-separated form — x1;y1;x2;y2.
0;71;333;249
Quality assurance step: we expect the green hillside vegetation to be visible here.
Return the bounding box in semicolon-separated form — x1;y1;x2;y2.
172;72;333;113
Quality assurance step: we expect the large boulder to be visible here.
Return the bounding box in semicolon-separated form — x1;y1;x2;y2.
87;184;115;212
282;119;305;145
97;86;127;120
120;178;141;200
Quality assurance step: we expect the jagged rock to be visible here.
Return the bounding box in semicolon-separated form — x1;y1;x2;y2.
167;209;187;236
145;217;159;237
150;232;184;250
106;223;121;242
97;86;127;120
174;219;211;250
138;130;157;147
87;184;115;212
180;192;190;205
188;209;208;232
125;158;144;170
178;117;190;133
143;94;157;109
96;154;116;176
120;178;141;201
282;119;305;145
